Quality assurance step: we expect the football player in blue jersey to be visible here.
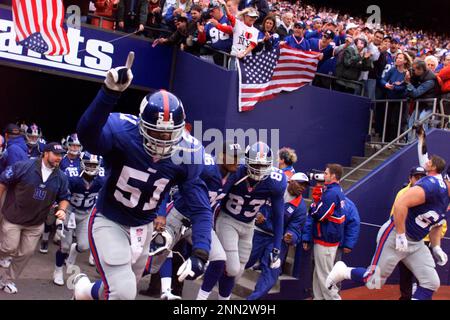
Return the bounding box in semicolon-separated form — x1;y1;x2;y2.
25;124;46;160
147;142;242;300
197;141;287;300
327;155;450;300
245;172;309;300
71;52;213;300
53;152;106;286
60;133;83;175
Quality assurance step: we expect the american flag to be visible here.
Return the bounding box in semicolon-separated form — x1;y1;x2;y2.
237;44;321;112
11;0;70;56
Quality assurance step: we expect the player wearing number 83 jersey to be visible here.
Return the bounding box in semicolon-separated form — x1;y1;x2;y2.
204;142;286;300
73;79;212;300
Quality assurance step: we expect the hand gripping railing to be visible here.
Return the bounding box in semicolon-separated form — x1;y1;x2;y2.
311;73;365;97
369;98;438;145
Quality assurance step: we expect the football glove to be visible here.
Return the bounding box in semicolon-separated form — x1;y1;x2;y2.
395;233;408;252
55;219;64;239
269;248;281;269
104;51;134;92
177;249;208;282
432;246;448;266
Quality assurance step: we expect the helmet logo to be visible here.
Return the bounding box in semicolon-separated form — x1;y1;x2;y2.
255;152;267;162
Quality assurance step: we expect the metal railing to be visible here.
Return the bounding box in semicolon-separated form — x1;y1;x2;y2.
439;98;450;128
201;45;233;69
341;111;448;183
88;14;115;29
369;98;439;145
82;15;374;99
311;73;365;97
87;14;172;37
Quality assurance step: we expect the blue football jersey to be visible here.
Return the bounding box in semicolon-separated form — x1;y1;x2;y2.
221;165;287;223
205;16;232;52
68;174;105;211
309;38;334;69
403;175;449;241
91;113;210;227
77;88;213;253
60;156;81;176
27;142;45;160
173;153;231;216
220;164;287;250
284;35;311;51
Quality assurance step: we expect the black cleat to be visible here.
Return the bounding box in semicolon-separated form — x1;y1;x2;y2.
39;240;49;254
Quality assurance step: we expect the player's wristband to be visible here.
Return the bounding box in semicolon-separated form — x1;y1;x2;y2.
193;249;209;263
102;84;123;97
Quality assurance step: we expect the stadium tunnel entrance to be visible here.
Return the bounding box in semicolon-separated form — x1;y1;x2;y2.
0;64;148;143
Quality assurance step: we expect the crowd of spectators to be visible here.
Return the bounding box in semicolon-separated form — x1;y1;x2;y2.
77;1;450;94
2;0;449;138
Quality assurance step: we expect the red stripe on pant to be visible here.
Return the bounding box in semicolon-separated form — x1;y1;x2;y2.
87;207;110;300
364;221;395;282
145;255;152;274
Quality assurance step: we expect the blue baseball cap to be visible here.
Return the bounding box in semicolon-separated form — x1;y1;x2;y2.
294;21;306;29
43;142;66;154
410;166;426;177
4;123;20;135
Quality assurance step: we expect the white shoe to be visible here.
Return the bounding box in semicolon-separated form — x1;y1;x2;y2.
326;261;349;290
412;283;418;295
72;273;93;300
161;290;182;300
89;253;95;266
0;280;18;294
0;257;12;268
66;243;78;267
53;267;64;286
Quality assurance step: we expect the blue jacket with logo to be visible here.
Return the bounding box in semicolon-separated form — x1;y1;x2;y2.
0;159;70;226
257;195;307;245
302;182;346;246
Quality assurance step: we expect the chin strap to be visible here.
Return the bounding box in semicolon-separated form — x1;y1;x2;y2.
234;174;250;186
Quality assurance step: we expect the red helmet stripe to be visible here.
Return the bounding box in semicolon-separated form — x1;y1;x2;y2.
259;142;264;159
161;90;170;121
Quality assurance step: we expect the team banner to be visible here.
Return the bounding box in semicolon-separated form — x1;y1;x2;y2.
237;44;321;112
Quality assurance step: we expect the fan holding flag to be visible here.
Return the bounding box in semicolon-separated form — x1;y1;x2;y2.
237;40;322;112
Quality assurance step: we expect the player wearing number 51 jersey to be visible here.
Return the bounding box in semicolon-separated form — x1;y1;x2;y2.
327;155;450;300
71;52;212;300
198;142;287;300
